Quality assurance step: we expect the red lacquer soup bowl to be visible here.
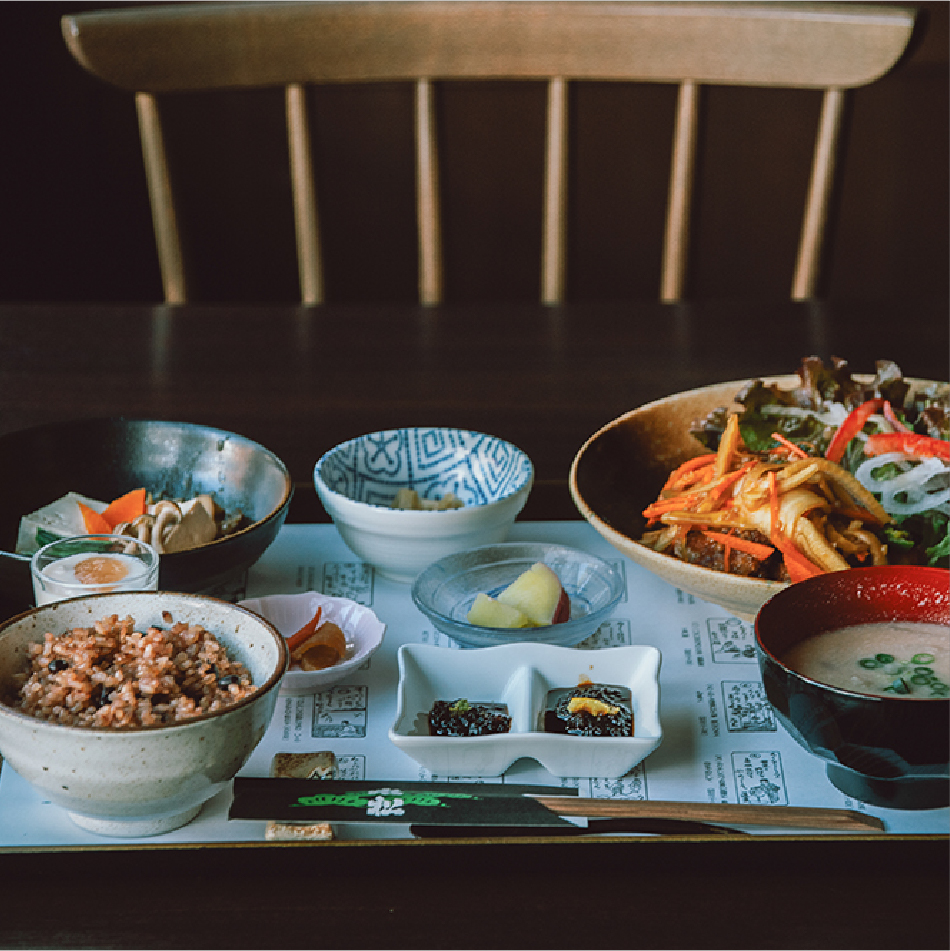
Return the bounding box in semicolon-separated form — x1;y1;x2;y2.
756;566;950;810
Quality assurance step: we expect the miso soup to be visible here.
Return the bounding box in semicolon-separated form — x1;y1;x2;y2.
780;622;950;698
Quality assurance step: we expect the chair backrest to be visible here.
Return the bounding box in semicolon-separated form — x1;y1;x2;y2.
62;1;915;305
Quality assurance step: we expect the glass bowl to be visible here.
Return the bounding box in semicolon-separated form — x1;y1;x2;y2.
410;542;625;649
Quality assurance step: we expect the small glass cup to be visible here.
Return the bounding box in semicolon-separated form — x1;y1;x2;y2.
31;535;160;606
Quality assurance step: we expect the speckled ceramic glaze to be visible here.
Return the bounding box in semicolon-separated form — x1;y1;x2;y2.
314;428;533;582
570;377;792;621
0;591;287;836
569;375;938;622
756;566;950;809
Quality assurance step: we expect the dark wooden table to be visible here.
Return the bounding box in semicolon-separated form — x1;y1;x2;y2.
0;299;947;949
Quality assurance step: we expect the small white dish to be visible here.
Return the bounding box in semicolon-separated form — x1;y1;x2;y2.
389;642;662;778
239;592;386;694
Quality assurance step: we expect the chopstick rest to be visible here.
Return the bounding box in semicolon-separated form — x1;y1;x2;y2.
264;752;338;842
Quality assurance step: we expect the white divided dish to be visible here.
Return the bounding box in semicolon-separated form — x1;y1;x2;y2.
389;642;662;778
239;592;386;694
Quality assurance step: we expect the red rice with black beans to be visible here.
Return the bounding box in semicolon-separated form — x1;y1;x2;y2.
15;613;254;727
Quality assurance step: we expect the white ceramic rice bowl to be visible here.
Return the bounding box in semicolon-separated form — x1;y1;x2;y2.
0;591;287;837
314;428;534;582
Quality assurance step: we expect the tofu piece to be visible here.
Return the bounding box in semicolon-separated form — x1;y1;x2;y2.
15;492;106;555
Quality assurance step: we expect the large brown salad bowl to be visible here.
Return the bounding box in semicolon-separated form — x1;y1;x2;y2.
569;375;941;622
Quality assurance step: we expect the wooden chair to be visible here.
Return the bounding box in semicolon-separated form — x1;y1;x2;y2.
62;1;915;305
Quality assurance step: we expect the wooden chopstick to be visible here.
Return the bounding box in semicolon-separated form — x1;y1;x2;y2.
529;796;885;832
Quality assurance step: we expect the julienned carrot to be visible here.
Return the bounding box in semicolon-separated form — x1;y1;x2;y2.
662;453;717;490
766;469;822;581
645;460;754;523
702;460;756;504
669;464;716;493
770;432;810;459
286;606;323;653
643;495;697;520
700;531;774;561
77;501;111;535
770;533;823;582
101;488;148;529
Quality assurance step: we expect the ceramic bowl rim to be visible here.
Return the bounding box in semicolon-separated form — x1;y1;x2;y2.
0;591;289;733
755;564;950;704
313;427;535;512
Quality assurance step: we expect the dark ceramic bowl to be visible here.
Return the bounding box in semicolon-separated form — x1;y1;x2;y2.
0;419;293;616
756;566;950;810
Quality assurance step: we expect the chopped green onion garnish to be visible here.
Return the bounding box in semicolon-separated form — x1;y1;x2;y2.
884;678;911;695
875;653;895;665
911;653;936;665
859;658;880;670
911;673;932;685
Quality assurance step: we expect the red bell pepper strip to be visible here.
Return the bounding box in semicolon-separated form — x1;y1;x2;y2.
882;400;911;433
864;432;950;461
825;399;884;463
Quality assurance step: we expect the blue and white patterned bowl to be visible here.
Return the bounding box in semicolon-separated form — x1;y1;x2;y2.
314;428;534;582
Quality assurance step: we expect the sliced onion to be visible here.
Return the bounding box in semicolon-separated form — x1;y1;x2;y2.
883;486;950;516
759;404;846;426
854;454;948;494
854;453;950;516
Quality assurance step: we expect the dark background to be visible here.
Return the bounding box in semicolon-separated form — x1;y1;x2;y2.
0;0;946;306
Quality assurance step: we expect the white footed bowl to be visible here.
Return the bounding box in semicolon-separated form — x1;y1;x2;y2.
0;591;287;837
314;428;534;582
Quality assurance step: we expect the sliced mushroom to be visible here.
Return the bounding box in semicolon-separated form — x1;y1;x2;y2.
149;501;182;554
131;513;156;542
162;502;218;553
113;513;155;543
